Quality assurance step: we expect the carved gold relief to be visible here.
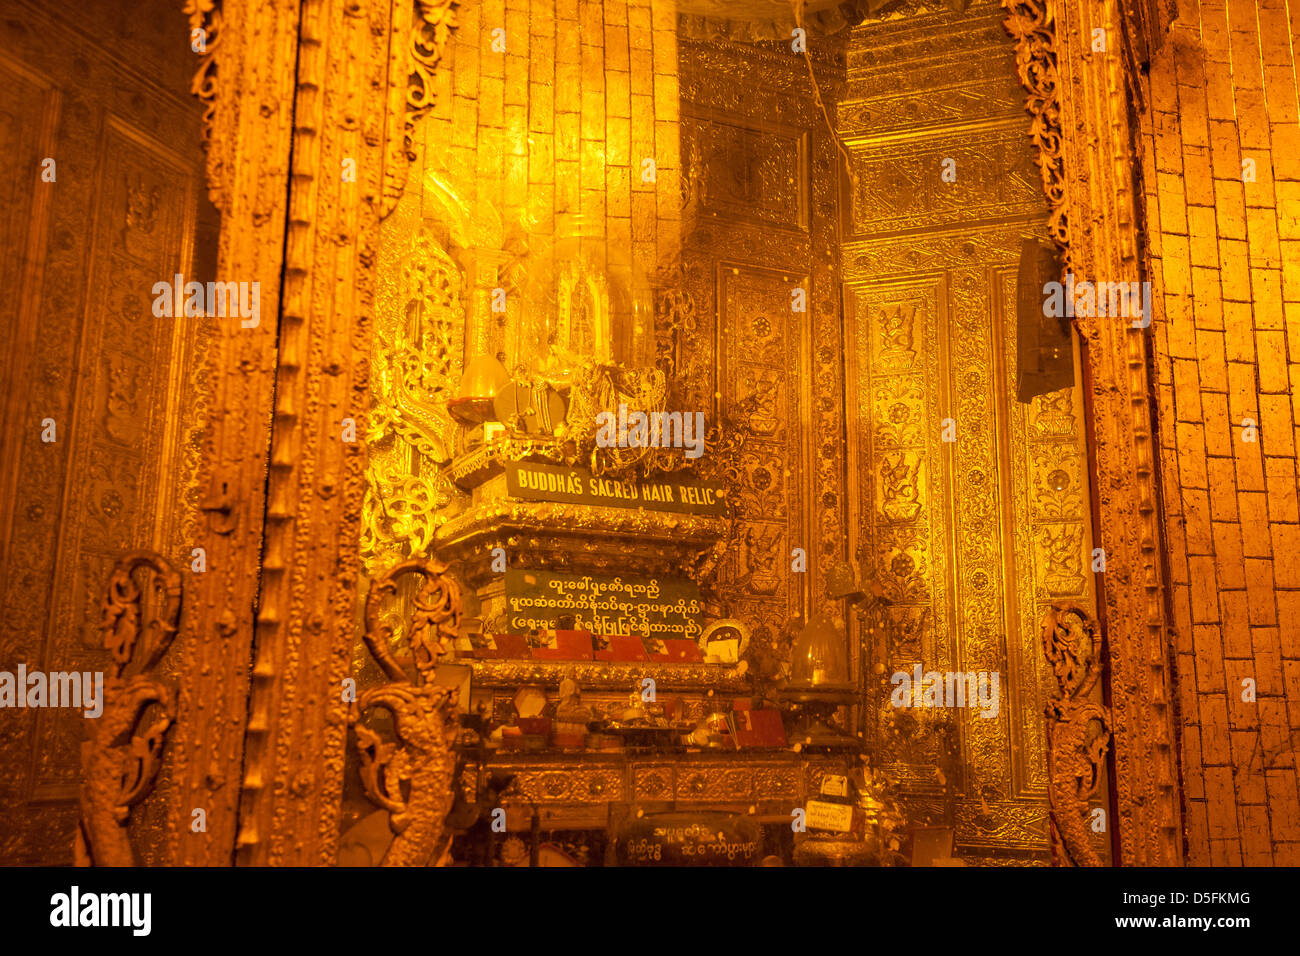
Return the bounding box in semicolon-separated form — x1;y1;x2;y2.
1010;0;1180;862
350;560;463;867
1002;0;1070;266
681;111;809;231
850;127;1043;235
1041;603;1110;866
383;0;460;217
679;24;846;644
737;523;784;597
0;3;213;863
184;0;224;208
0;0;1149;870
716;262;807;632
77;553;183;867
364;227;464;576
879;452;923;523
845;2;1099;857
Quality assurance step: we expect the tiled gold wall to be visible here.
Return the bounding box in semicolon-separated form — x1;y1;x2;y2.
1140;0;1300;865
419;0;681;369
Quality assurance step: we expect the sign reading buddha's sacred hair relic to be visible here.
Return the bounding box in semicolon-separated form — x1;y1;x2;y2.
505;462;726;516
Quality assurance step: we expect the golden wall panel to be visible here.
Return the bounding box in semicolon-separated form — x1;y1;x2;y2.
847;125;1043;236
678;26;846;661
837;73;1028;140
995;269;1097;798
681;108;809;232
849;276;953;667
0;0;210;864
843;0;1098;857
717;262;808;616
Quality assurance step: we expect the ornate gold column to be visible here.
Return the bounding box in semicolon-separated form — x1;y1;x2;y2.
1003;0;1183;865
239;0;459;865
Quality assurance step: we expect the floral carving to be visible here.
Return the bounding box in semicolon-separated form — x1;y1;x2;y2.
383;1;460;216
184;0;223;208
1003;0;1070;270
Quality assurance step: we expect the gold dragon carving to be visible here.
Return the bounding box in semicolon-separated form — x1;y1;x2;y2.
351;559;463;866
76;552;184;867
1041;603;1110;867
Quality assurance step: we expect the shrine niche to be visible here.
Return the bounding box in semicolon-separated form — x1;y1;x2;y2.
328;0;1098;869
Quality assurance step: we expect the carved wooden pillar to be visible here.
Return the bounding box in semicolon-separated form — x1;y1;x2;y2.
1004;0;1183;866
169;0;457;865
165;0;300;866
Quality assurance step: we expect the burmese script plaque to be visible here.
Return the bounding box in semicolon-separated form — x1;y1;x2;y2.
505;569;704;641
505;462;726;517
805;799;855;833
613;813;762;866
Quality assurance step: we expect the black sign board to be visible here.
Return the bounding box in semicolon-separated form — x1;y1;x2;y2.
1016;237;1075;403
505;462;726;517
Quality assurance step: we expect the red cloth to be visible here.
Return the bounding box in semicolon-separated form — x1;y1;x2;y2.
642;637;704;662
731;708;787;748
594;635;649;661
472;633;529;659
529;630;593;661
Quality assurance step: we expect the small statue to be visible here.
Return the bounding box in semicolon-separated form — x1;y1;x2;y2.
618;689;649;725
555;675;592;729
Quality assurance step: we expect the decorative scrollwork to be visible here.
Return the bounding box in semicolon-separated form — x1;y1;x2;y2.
184;0;224;209
1002;0;1071;272
363;559;463;683
379;234;464;464
1043;600;1102;700
351;560;464;865
363;231;464;575
384;1;460;216
101;552;183;679
77;552;183;867
353;684;459;866
362;466;452;572
1041;603;1111;867
572;364;679;479
409;0;459;118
